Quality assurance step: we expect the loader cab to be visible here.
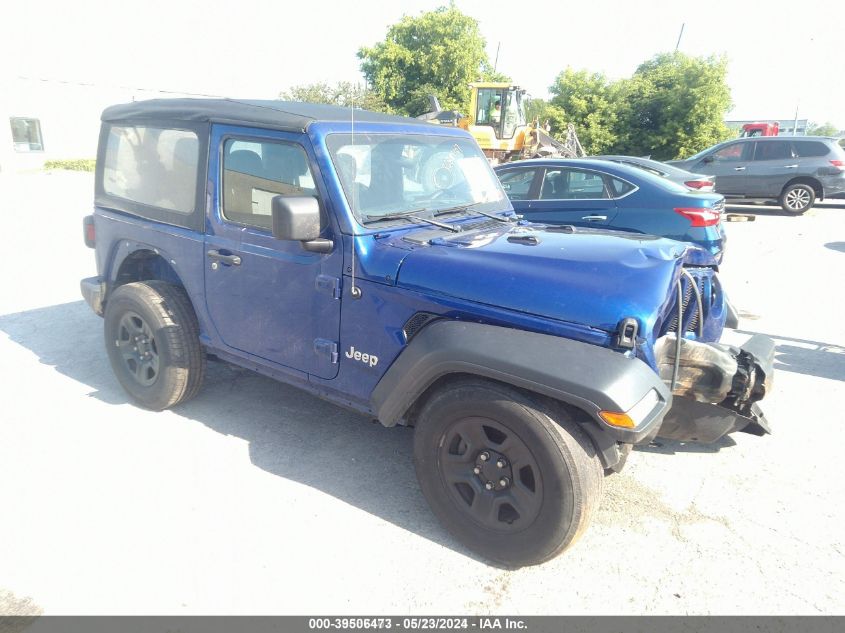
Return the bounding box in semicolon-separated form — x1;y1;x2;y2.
472;84;527;140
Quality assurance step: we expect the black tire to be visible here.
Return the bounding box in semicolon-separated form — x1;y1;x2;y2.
779;183;816;214
413;378;603;567
104;281;206;410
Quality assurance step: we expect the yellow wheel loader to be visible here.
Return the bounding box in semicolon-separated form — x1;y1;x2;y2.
418;83;583;164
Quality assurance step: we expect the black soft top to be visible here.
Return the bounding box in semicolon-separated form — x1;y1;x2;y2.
101;98;428;132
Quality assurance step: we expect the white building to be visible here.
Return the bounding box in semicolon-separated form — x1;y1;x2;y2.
1;75;217;173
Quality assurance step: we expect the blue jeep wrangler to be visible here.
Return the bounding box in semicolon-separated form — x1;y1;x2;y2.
81;99;774;567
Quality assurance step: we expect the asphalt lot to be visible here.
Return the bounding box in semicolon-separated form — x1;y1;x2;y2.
1;171;843;615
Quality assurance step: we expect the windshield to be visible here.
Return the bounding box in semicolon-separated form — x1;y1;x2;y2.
327;133;507;225
682;143;725;162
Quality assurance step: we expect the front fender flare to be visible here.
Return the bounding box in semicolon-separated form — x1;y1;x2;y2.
370;320;671;444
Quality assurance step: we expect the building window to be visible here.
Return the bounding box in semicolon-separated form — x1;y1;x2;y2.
10;118;44;152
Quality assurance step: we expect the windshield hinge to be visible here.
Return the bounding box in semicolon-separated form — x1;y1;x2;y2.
316;274;341;299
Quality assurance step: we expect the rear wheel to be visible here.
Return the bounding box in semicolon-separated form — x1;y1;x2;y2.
413;378;603;567
779;183;815;214
104;281;206;410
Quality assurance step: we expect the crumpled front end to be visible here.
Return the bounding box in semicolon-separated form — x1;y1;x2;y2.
654;333;774;442
640;263;774;443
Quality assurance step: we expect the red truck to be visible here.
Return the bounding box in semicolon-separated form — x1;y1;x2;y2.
739;122;779;137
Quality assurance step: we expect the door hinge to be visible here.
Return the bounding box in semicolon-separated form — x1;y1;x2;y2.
316;275;341;299
314;339;339;364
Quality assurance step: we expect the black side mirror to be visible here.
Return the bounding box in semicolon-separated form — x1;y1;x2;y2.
702;155;714;164
271;196;333;253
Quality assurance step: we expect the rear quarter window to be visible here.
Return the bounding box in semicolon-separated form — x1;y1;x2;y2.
609;177;636;197
791;141;832;158
103;126;199;214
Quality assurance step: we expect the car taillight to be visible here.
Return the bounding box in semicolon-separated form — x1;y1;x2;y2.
83;215;96;248
674;207;720;227
684;180;713;190
830;160;844;169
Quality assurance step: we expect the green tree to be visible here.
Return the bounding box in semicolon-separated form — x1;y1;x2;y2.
806;121;839;137
279;81;390;112
524;97;566;136
548;69;622;154
615;52;733;159
358;4;503;116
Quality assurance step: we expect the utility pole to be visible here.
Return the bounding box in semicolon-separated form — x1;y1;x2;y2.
675;23;685;51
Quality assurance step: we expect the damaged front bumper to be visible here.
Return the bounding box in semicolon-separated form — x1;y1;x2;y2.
654;333;774;443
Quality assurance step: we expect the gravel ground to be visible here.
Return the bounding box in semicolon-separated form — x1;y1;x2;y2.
0;171;843;615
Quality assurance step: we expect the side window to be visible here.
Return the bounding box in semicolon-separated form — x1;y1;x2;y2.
712;142;752;162
753;141;793;161
792;141;831;158
222;138;315;230
497;168;537;200
102;126;198;213
540;168;609;199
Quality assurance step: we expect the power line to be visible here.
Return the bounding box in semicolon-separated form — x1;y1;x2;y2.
13;75;225;98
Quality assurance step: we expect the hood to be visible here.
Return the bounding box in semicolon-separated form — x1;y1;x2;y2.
390;221;702;334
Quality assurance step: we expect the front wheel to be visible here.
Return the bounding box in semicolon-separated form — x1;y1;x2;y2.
104;281;206;410
413;378;603;567
779;183;815;214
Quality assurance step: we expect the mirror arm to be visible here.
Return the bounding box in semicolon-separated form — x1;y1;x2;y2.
301;238;334;254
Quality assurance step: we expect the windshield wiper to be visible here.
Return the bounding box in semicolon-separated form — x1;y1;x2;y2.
433;203;516;223
361;209;461;232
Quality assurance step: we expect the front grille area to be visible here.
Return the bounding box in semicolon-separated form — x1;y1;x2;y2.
660;269;712;337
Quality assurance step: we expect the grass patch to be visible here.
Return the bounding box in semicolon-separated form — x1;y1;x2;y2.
44;159;96;172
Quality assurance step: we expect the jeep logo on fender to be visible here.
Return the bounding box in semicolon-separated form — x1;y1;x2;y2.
344;345;379;368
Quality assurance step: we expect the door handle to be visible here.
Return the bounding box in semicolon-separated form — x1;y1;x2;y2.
733;167;746;171
207;249;242;266
581;215;607;221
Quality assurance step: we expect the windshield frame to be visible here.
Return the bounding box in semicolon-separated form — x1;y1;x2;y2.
325;131;510;232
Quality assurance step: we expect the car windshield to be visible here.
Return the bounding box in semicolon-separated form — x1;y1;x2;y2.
682;144;725;162
326;133;507;225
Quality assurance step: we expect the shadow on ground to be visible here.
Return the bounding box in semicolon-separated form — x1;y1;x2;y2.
734;329;845;382
726;201;845;217
634;434;737;457
0;301;490;565
724;203;792;217
7;302;836;563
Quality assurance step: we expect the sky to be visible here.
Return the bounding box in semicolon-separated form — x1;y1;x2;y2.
4;0;844;128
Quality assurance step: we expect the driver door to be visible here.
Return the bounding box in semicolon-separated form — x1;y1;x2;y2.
203;124;342;379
